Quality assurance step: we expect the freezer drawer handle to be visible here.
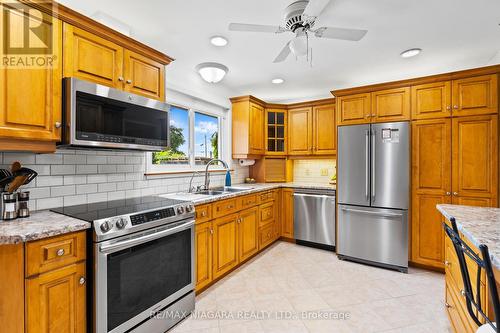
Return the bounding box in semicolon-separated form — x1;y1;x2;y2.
341;207;403;218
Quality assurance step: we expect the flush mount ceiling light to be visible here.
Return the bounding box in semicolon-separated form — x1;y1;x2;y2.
210;36;228;47
271;78;284;84
400;48;422;58
195;62;228;83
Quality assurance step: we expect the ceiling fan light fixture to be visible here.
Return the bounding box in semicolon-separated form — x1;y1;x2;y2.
210;36;228;47
271;78;284;84
195;62;228;83
400;48;422;58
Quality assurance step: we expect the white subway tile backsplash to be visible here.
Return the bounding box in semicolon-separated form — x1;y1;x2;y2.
37;197;64;210
98;182;116;192
64;154;87;164
77;164;97;174
87;174;107;183
51;164;76;175
37;176;63;187
36;154;63;165
76;184;98;194
3;152;35;164
51;185;76;197
88;192;108;203
116;181;134;191
125;189;141;198
107;155;125;164
116;164;134;173
64;194;87;206
108;191;126;200
126;156;142;164
107;174;125;182
30;187;51;199
86;155;107;164
63;175;87;185
98;165;117;174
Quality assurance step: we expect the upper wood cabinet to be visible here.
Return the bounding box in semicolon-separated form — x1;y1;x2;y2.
411;81;452;119
265;108;287;155
0;6;62;151
123;50;165;101
451;115;498;203
64;24;165;101
231;96;265;158
288;103;336;155
452;74;498;116
371;87;411;122
288;107;313;155
337;93;371;125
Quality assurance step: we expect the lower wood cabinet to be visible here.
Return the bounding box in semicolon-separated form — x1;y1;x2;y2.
281;189;294;238
212;213;239;279
195;221;213;292
26;262;86;333
0;231;87;333
238;207;259;262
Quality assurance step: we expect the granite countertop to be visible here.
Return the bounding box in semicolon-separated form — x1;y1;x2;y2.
160;182;336;205
0;211;91;245
437;204;500;270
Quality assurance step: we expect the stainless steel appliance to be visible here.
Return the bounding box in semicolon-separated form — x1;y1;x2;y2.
17;191;30;218
337;122;409;272
52;196;196;333
1;192;17;220
61;78;170;151
293;189;336;249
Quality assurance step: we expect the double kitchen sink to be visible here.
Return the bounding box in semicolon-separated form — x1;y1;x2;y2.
161;186;254;201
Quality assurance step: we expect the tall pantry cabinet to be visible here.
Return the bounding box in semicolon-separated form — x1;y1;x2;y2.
411;73;498;269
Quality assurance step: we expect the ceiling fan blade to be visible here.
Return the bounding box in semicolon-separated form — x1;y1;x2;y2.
315;27;367;41
273;41;291;63
303;0;331;20
229;23;285;33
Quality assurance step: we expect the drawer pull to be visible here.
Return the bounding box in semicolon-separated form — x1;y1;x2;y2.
201;211;207;217
79;277;86;285
445;302;452;308
444;260;450;266
460;290;465;297
210;228;214;235
227;205;233;209
56;249;65;257
267;211;272;216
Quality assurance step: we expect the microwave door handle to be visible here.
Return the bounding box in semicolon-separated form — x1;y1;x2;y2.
100;219;195;254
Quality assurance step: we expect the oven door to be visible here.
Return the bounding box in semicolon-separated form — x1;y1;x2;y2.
95;219;195;333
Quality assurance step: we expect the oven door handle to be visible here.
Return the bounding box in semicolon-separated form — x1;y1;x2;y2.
99;219;195;254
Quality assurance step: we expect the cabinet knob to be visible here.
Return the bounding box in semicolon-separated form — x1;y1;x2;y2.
453;192;458;196
365;114;370;118
126;79;132;84
446;106;451;110
371;114;376;117
444;260;450;266
445;302;452;308
460;289;466;297
55;122;62;128
118;76;124;82
209;228;214;235
446;192;451;196
201;211;207;217
56;248;65;257
453;105;458;109
79;276;86;285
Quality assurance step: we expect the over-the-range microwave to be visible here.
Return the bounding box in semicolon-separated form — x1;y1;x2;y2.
60;77;170;151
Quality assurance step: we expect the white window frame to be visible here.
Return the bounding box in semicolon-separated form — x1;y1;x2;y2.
146;103;229;174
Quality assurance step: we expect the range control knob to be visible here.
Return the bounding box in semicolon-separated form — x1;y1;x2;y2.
115;218;127;229
100;221;111;233
185;204;194;213
176;206;185;214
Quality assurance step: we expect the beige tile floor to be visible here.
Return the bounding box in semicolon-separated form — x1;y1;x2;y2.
171;241;452;333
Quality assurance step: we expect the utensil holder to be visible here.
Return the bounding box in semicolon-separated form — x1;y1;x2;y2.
1;192;17;220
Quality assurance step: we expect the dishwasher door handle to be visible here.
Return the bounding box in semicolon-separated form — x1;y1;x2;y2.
293;193;335;199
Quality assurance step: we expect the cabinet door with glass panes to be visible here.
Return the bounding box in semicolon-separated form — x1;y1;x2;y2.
266;109;287;155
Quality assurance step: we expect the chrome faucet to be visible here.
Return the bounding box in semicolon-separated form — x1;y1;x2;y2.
204;159;229;191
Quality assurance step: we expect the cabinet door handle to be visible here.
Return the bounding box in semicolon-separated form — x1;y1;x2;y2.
55;122;62;128
118;76;124;82
56;249;65;257
126;79;132;84
210;228;214;235
445;302;452;308
79;277;86;285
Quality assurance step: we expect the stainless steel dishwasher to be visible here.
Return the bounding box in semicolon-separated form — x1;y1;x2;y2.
293;189;336;249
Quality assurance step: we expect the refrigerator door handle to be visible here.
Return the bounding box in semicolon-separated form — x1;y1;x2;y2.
365;130;369;200
371;129;376;202
341;207;403;218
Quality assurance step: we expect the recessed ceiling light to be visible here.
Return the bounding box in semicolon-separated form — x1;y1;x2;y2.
210;36;228;47
400;48;422;58
195;62;228;83
272;78;284;84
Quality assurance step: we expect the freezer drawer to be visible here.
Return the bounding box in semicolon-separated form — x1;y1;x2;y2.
293;191;336;246
337;204;408;269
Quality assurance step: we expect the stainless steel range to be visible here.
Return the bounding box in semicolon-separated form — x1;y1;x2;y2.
52;195;196;333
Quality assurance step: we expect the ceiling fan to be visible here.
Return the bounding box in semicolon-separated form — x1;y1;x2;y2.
228;0;367;63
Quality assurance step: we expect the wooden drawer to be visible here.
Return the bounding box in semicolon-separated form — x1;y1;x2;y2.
445;280;473;333
195;204;212;224
238;194;257;210
259;223;275;250
258;191;275;204
213;198;239;218
259;202;275;226
25;231;86;277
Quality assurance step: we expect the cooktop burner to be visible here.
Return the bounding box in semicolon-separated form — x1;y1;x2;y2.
51;195;188;222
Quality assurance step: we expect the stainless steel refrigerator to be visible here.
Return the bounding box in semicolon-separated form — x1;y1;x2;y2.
337;121;409;272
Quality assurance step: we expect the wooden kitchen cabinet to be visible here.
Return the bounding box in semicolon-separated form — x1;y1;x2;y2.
451;74;498;117
288;106;313;155
266;108;287;155
250;157;292;183
313;104;336;155
123;50;165;101
26;262;86;333
411;81;452;119
238;207;259;262
281;189;294;238
212;214;239;279
195;221;213;291
336;93;371;125
231;96;266;158
371;87;411;122
411;119;452;269
0;5;62;152
63;24;123;89
451;115;498;204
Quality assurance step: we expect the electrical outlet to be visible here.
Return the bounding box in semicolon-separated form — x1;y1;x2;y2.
320;168;329;176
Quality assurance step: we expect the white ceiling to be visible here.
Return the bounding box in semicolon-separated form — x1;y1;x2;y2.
58;0;500;105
